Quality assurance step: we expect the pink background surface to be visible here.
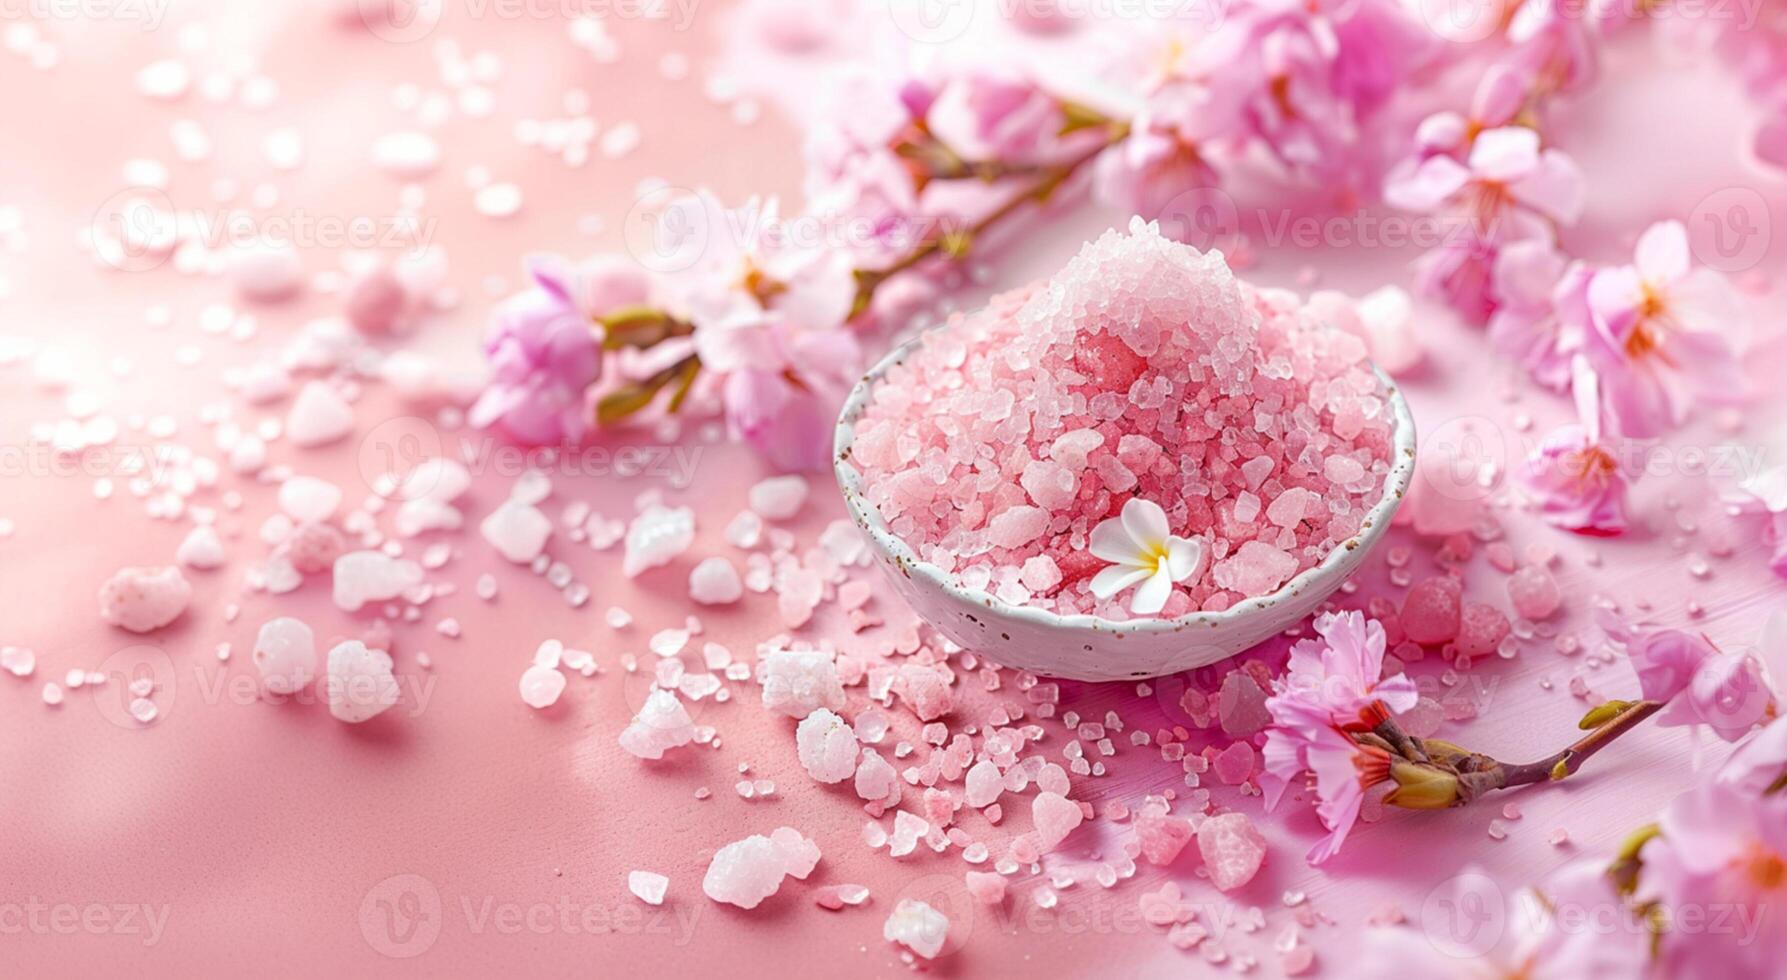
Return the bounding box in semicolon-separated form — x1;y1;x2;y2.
1;3;1784;978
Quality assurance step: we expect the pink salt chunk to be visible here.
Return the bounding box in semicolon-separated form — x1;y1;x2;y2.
1217;671;1272;736
1032;792;1083;852
1134;813;1195;866
1456;602;1511;658
1213;741;1256;785
986;505;1049;549
1402;577;1462;645
1198;812;1267;892
1213;542;1299;597
964;871;1007;905
98;566;192;633
1020;459;1078;510
1507;565;1561;620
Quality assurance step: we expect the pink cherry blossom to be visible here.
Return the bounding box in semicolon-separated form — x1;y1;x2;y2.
1503;0;1601;96
925;70;1063;165
470;257;601;446
1259;721;1391;864
1092;83;1227;220
1485;238;1591;392
1627;629;1719;704
1277;610;1419;729
1385;126;1585;228
1517;359;1631;535
1727;465;1787;578
721;328;862;473
1341;862;1648;978
1653;643;1778;743
1720;709;1787;794
1581;219;1747;437
1636;780;1787;979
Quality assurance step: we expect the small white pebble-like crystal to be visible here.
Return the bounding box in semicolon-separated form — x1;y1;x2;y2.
253;616;316;695
702;827;820;909
964;759;1004;808
884;899;949;959
285;382;355;448
760;650;845;719
176;525;226;570
619;689;696;759
98;565;192;633
747;476;808;521
628;870;669;906
888;810;929;858
481;500;552;564
519;663;567;709
324;640;400;723
688;557;743;605
331;551;423;612
795;708;859;784
623;505;695;577
278;475;343;524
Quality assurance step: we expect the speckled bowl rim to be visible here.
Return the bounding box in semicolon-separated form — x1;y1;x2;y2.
833;324;1418;640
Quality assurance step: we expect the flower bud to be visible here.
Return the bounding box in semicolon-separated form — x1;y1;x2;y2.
1384;762;1462;809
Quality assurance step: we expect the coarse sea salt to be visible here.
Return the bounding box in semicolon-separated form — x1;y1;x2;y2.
702;827;820;909
851;219;1394;619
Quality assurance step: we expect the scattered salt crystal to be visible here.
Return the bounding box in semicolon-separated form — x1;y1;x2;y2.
1033;792;1083;852
371;131;441;178
702;827;820;909
623;505;694;577
474;182;524;218
98;565;192;633
331;552;423;612
796;708;859;783
519;663;567;709
748;475;809;521
619;689;695;759
176;525;226;570
888;810;929;857
628;870;669;906
964;871;1007;905
964;759;1003;808
129;697;159;724
285;382;354;448
481;500;552;564
760;650;845;719
252;617;316;694
324;641;400;723
1198;812;1267;891
883;899;949;959
278;476;342;524
649;628;689;657
688;557;743;605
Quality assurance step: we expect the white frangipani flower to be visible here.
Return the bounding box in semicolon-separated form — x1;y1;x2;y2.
1088;498;1204;615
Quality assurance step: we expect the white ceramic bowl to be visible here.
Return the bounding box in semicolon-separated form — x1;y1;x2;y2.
833;330;1418;682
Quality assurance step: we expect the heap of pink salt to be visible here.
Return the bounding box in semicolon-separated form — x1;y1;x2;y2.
852;219;1396;619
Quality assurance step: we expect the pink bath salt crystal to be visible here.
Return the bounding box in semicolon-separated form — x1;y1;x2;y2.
702;828;819;909
688;557;744;605
855;750;902;807
1217;671;1273;737
1402;577;1462;645
623;505;695;578
1019;556;1063;593
1455;602;1511;659
760;650;845;719
1281;945;1317;976
482;500;553;564
619;688;696;759
1213;542;1299;597
986;505;1050;550
922;788;960;828
287;521;346;574
778;568;824;628
519;663;567;709
324;640;401;723
1020;458;1078;510
796;708;860;784
815;884;870;910
98;566;192;633
748;475;809;521
1213;741;1256;785
1265;488;1312;528
1486;542;1518;573
285;381;355;448
1507;565;1561;620
965;760;1004;808
1240;456;1274;489
1198;812;1267;892
1050;428;1106;469
1323;455;1367;485
628;870;669;907
964;871;1007;905
883;899;949;960
252;617;317;694
345;265;407;334
1168;921;1209;949
895;664;954;721
1032;791;1084;852
332;551;423;612
1134;813;1196;866
889;810;930;857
